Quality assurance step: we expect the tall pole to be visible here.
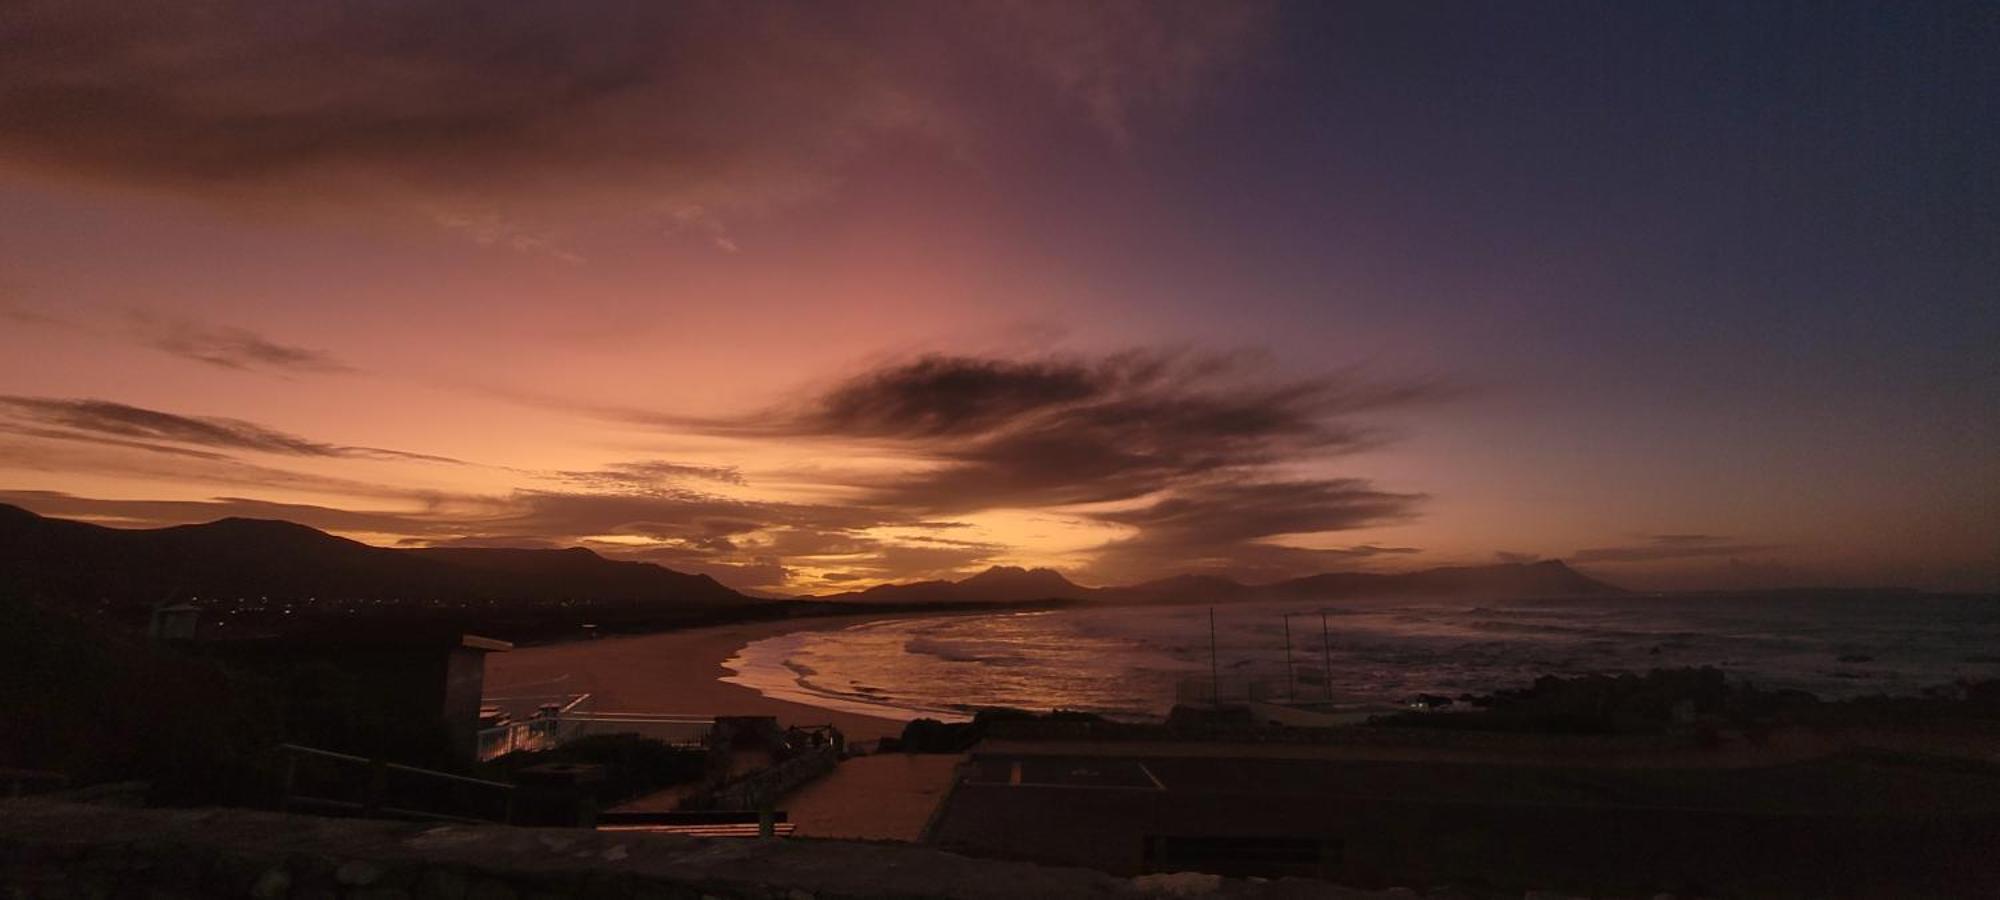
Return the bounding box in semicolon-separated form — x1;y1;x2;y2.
1282;613;1296;700
1320;612;1334;701
1209;607;1220;706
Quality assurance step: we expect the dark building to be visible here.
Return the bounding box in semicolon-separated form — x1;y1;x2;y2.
186;628;512;765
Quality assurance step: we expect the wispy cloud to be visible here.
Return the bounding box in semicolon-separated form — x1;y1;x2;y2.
3;303;354;376
552;460;746;491
0;1;1271;244
0;396;460;463
131;315;354;375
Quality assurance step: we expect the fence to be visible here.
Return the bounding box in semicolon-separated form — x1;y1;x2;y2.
274;744;514;824
476;693;715;761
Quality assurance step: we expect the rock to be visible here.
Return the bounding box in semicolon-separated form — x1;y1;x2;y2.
336;860;387;886
467;880;518;900
351;890;413;900
1129;871;1223;896
251;867;291;899
418;868;470;900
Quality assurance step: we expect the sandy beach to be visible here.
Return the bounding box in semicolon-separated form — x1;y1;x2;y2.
482;614;918;742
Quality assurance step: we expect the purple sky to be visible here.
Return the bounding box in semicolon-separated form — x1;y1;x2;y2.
1;2;1994;592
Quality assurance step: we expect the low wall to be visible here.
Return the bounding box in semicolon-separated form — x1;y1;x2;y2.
0;800;1400;899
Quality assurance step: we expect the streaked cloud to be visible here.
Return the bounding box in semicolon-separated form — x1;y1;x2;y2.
131;315;355;375
0;396;458;463
552;460;747;491
648;349;1451;580
0;0;1271;241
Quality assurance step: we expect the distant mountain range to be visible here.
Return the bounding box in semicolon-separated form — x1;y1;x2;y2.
809;559;1623;605
0;504;1623;624
0;503;746;617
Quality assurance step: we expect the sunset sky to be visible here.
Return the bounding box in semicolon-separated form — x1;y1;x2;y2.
1;2;1994;593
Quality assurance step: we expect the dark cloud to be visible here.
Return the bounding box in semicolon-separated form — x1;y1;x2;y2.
643;349;1455;581
0;1;1270;238
133;316;354;374
1572;534;1783;564
0;396;461;463
692;351;1455;517
1494;551;1543;564
1080;479;1424;583
1092;480;1422;547
800;355;1110;438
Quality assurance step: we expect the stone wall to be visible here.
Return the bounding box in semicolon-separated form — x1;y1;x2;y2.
0;801;1399;900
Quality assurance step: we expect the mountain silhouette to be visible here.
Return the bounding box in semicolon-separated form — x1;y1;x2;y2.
815;559;1623;605
813;565;1094;605
0;504;747;618
0;505;1623;624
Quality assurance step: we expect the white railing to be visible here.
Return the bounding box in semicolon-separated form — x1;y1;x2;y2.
476;692;593;760
475;694;716;761
564;712;715;747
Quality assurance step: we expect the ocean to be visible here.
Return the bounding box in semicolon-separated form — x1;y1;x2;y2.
720;592;2000;722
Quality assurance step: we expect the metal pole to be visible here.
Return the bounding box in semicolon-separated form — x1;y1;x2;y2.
1208;607;1220;706
1283;614;1295;700
1320;612;1334;701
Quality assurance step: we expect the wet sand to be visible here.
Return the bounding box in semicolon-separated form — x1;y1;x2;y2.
482;614;915;742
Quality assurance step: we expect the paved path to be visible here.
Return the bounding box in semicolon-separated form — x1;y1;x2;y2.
781;753;964;842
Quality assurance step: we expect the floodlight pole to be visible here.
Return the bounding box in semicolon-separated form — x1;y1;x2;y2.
1283;613;1296;700
1320;611;1334;701
1208;607;1220;707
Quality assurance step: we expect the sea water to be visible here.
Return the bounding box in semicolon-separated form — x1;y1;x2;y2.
720;592;2000;722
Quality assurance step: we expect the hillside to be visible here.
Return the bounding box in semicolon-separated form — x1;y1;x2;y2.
811;565;1095;605
0;504;748;623
0;504;1623;631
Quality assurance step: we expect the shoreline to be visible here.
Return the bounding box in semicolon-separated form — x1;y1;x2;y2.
483;608;996;742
